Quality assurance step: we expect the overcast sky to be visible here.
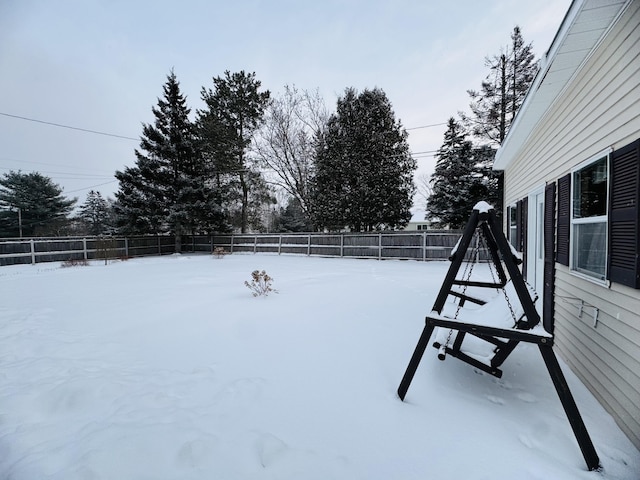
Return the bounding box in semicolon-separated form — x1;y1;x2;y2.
0;0;571;205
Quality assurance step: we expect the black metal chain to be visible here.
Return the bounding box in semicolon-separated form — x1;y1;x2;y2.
445;233;481;349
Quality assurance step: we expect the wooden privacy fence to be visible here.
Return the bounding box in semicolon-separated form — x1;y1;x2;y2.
0;236;175;266
0;231;477;267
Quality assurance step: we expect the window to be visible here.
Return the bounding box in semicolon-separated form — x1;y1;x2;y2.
508;205;518;247
570;154;609;281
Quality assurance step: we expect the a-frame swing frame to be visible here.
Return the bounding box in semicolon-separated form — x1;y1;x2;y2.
397;204;600;471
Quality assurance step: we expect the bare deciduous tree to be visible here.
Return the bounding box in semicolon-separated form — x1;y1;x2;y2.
414;173;433;211
254;85;328;220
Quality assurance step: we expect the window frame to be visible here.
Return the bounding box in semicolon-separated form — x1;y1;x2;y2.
507;203;518;248
569;148;611;284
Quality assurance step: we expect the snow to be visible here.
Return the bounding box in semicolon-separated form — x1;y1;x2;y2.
1;254;638;479
508;239;524;260
474;200;494;213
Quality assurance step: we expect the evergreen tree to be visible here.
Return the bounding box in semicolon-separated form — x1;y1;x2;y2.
427;118;476;229
461;26;538;145
78;190;112;236
225;169;275;232
311;87;416;232
197;71;271;233
469;144;501;211
456;26;537;218
115;70;224;239
272;197;313;233
0;171;76;237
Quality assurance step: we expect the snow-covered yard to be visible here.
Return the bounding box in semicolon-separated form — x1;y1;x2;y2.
1;254;638;479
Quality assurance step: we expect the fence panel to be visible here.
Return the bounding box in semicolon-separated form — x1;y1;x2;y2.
0;230;474;266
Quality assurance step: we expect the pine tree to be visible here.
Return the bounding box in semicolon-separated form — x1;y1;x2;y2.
456;26;537;218
311;87;416;232
462;26;538;145
225;169;275;232
427;118;476;229
272;197;313;233
469;145;501;211
197;71;271;233
115;70;223;240
78;190;112;235
0;171;76;237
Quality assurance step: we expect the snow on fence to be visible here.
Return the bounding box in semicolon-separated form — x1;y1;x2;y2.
0;231;478;266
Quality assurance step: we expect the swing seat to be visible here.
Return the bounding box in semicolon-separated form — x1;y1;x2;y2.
429;280;550;378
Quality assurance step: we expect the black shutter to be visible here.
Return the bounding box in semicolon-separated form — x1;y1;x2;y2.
520;196;528;278
556;174;571;266
543;182;556;333
515;200;523;251
609;139;640;288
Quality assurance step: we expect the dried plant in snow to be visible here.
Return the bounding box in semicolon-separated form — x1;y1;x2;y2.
245;270;277;297
61;258;90;268
213;247;227;259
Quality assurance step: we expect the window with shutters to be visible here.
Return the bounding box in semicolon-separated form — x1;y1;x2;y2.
570;152;609;281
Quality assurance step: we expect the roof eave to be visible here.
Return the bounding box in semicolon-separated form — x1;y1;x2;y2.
493;0;630;171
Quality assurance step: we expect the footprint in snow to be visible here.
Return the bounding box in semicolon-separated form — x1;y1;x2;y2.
516;392;537;403
486;395;505;405
176;438;217;468
212;377;266;411
518;433;537;449
255;432;288;468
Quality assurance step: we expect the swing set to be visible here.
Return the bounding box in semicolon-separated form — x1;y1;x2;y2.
397;202;600;471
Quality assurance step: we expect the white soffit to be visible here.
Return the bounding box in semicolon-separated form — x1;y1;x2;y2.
493;0;630;170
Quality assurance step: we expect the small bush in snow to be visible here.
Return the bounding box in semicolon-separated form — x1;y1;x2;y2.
245;270;277;297
61;258;90;268
213;247;227;259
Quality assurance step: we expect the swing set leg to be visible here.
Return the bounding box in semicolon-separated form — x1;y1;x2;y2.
539;345;600;471
398;324;435;401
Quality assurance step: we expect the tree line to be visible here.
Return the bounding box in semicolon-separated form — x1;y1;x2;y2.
0;26;537;238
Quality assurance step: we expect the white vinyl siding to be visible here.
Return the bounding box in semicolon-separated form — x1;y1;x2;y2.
502;1;640;449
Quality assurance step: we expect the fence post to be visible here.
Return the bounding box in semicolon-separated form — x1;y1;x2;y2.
378;233;382;260
423;232;427;261
125;237;129;257
254;235;257;254
230;236;234;253
30;239;36;264
340;234;344;257
278;235;282;255
83;238;88;260
307;235;311;256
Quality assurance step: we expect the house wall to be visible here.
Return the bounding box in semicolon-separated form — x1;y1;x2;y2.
503;1;640;449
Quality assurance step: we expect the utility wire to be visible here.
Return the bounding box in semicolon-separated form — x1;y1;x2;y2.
0;112;139;141
0;157;116;174
1;111;444;140
406;122;447;131
63;180;118;194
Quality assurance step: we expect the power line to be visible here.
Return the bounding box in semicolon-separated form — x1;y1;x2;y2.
411;150;438;155
1;111;445;140
0;112;139;141
406;122;447;131
63;180;118;195
0;157;116;174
